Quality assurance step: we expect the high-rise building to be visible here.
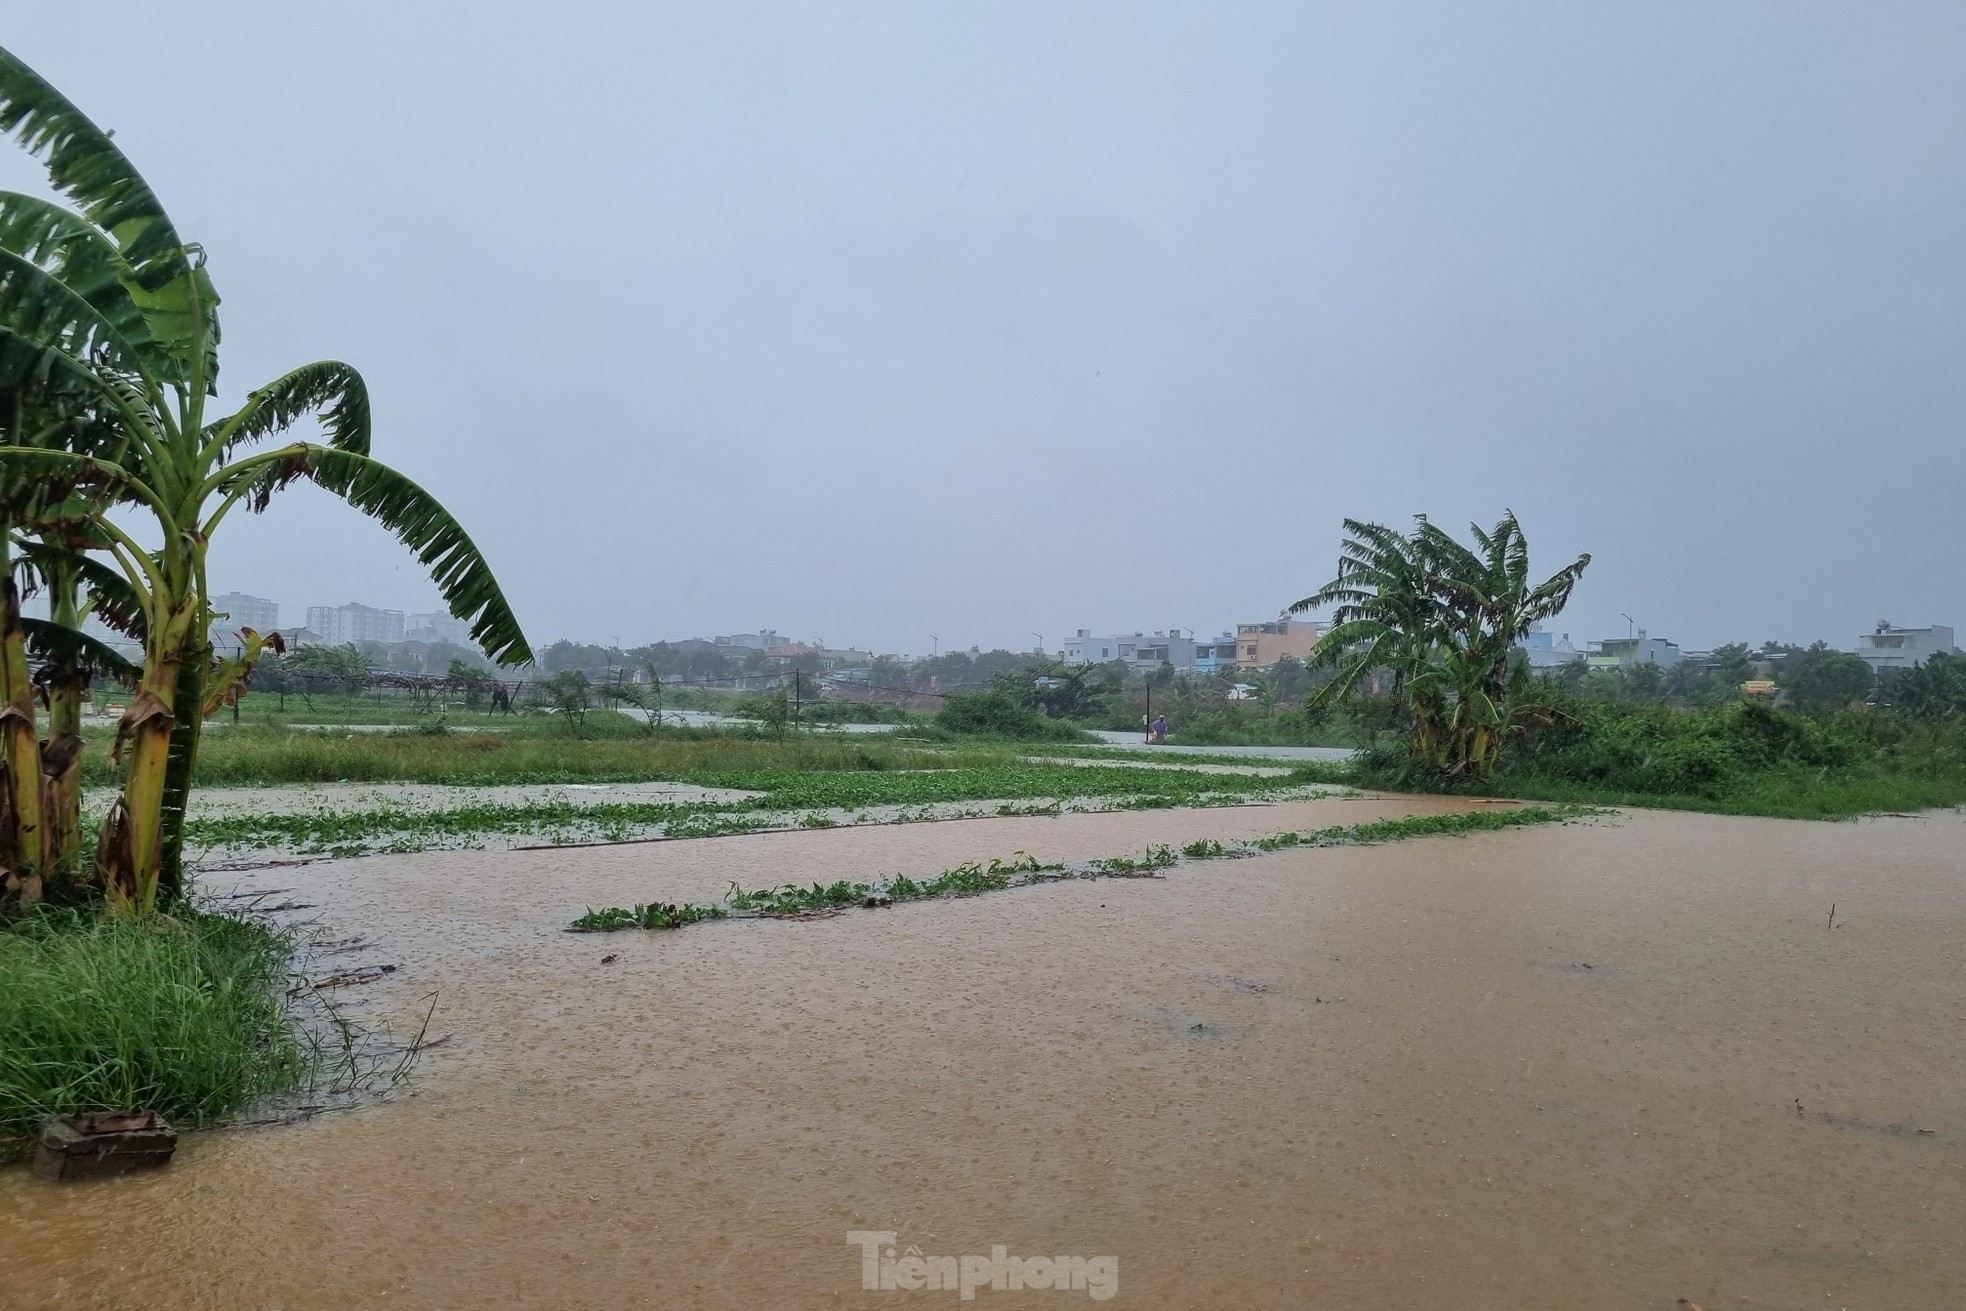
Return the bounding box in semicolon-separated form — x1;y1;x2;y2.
306;602;404;645
210;591;280;633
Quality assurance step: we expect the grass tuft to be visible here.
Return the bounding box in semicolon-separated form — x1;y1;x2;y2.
0;908;317;1141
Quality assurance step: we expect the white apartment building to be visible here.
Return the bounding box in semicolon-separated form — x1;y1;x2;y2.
210;591;280;633
1856;623;1958;674
306;602;405;645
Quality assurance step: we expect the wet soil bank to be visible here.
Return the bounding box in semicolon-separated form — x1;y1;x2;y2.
2;801;1960;1308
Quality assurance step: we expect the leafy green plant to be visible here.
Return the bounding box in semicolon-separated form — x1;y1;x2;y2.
567;902;727;932
1092;844;1178;873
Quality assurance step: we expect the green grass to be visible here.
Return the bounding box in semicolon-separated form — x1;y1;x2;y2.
0;908;318;1142
1480;768;1966;821
84;722;964;789
218;691;475;726
677;762;1313;807
567;805;1601;932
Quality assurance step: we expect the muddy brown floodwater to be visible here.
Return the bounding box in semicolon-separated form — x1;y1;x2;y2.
3;801;1963;1309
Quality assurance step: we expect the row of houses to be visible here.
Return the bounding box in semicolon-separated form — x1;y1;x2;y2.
128;593;1966;686
1058;616;1324;674
1517;622;1960;676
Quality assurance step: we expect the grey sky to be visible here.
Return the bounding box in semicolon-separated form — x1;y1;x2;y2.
5;2;1961;657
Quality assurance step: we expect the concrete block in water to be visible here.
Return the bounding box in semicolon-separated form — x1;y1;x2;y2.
33;1112;177;1181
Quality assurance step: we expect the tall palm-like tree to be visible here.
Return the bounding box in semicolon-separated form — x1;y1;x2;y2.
0;49;530;911
1293;511;1588;778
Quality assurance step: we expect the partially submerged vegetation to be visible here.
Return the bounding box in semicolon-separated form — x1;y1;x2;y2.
565;805;1602;932
568;901;729;932
178;758;1345;859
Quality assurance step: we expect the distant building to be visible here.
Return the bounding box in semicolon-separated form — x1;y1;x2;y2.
306;602;404;645
1191;633;1239;676
1516;626;1582;670
1856;623;1958;675
765;641;826;667
1589;630;1682;670
1061;629;1198;672
715;629;781;651
1235;616;1322;670
1062;631;1122;664
210;591;279;635
817;645;873;667
405;611;474;645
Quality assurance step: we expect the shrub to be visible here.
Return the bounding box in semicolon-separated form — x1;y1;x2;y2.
934;688;1078;741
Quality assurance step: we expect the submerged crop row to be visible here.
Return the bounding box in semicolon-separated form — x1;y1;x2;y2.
179;764;1338;860
564;805;1606;932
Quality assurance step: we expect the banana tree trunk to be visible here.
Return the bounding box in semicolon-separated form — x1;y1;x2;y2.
0;567;46;903
100;607;193;916
43;667;83;887
157;643;207;903
34;568;87;891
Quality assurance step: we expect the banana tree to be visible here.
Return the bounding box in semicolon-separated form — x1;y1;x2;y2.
0;49;530;911
0;368;135;900
1294;512;1588;779
12;537;143;891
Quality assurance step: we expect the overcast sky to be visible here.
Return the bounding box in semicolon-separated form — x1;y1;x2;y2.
4;2;1962;658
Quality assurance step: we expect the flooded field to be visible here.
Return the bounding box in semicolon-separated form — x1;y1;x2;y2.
3;801;1961;1308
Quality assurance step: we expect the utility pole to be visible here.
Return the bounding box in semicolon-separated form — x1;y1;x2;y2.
1144;683;1152;744
792;669;802;733
930;634;939;659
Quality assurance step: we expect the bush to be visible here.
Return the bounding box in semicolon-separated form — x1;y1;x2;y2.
1481;699;1867;800
934;688;1083;742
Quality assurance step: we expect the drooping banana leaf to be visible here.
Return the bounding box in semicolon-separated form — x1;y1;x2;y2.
230;444;530;665
21;615;139;682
